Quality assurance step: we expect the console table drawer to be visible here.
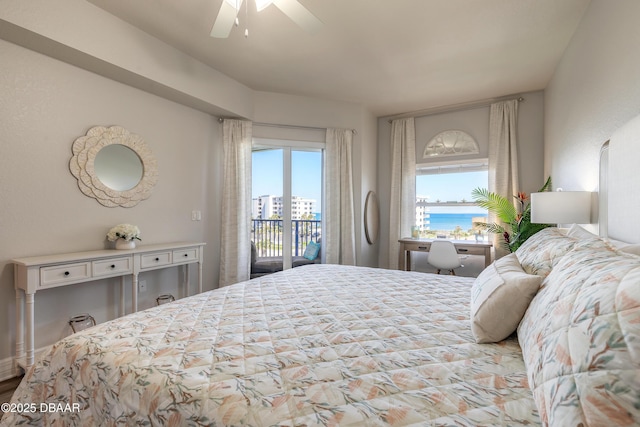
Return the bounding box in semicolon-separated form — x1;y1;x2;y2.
93;257;132;277
40;263;91;288
141;252;172;269
173;248;198;263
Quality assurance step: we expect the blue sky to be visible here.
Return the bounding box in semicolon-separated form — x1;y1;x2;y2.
252;149;322;209
253;149;487;214
416;171;488;203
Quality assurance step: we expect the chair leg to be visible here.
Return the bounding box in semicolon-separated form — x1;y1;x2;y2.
449;270;456;275
436;269;441;274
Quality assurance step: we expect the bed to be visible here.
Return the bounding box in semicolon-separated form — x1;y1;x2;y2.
2;265;541;425
3;116;640;426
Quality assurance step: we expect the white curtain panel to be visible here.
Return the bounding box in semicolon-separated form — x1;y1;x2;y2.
388;118;416;269
219;119;252;287
488;100;519;259
325;128;356;265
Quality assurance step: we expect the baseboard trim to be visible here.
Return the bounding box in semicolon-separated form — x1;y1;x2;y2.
0;357;20;382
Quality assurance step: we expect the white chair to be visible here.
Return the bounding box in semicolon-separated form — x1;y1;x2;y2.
427;240;462;275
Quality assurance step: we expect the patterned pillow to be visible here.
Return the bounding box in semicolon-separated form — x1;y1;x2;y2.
470;253;543;343
517;244;640;426
515;227;579;276
303;241;320;260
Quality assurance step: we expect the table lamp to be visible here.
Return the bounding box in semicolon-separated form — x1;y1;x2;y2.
531;190;592;224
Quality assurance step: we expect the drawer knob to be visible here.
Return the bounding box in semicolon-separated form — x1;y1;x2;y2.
184;253;188;257
111;264;116;269
155;257;160;261
64;271;70;276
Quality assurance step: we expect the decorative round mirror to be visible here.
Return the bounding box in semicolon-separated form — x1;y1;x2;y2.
364;191;380;244
69;126;158;207
94;144;143;191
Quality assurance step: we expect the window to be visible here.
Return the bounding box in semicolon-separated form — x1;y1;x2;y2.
416;160;488;240
252;139;324;269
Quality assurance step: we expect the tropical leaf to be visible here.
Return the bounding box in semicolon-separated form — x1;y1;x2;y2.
538;176;553;193
471;187;517;224
473;177;554;253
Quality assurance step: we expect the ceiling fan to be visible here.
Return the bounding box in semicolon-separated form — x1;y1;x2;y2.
210;0;322;38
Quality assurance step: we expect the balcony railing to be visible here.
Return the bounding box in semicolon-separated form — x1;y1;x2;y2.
251;219;321;258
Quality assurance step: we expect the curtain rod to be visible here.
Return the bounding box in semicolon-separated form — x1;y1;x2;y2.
217;118;357;134
386;95;525;123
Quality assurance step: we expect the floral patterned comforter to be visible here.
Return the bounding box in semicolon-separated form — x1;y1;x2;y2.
1;265;539;426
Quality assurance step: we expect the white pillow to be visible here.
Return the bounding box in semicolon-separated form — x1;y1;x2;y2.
470;253;543;343
566;223;599;240
618;243;640;255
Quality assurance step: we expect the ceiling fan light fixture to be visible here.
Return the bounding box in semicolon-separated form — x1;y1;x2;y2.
255;0;274;12
211;0;322;38
223;0;242;10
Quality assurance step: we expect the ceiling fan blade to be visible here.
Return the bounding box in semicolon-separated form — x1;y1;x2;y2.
210;0;244;38
272;0;322;34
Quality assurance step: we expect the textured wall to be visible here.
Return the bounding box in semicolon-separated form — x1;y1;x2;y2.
544;0;640;199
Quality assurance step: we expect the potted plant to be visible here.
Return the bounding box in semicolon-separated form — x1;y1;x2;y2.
471;177;553;252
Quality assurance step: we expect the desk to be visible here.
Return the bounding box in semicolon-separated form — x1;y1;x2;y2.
13;241;205;369
398;238;492;271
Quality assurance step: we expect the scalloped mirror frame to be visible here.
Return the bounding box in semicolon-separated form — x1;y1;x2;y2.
69;126;158;207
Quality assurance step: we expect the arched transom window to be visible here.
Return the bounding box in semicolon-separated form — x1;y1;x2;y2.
423;130;479;158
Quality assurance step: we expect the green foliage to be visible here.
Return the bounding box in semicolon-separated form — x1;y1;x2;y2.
471;177;553;252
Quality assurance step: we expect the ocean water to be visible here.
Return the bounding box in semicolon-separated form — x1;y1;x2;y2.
427;213;487;231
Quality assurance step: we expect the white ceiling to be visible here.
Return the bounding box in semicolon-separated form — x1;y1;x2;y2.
86;0;590;117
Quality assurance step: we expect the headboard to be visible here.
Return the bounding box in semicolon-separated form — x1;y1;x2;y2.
606;113;640;244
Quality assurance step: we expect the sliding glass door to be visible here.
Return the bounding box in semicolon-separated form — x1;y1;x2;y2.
252;139;323;270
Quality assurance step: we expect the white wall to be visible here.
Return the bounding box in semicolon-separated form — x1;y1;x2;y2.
544;0;640;199
376;91;545;268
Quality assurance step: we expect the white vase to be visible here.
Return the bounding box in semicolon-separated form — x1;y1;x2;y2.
115;238;136;250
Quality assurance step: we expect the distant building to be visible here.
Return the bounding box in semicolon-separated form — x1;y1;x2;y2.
252;195;316;220
416;196;431;230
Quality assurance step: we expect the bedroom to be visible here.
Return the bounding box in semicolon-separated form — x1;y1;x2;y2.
1;0;639;424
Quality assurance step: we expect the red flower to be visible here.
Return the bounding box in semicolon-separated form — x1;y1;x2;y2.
515;192;529;203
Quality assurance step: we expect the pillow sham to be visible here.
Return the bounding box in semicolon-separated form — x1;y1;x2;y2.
566;223;599;240
514;227;608;277
618;243;640;255
517;244;640;426
514;227;578;276
470;253;543;343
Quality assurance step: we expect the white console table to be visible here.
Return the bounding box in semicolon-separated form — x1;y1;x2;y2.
13;241;205;369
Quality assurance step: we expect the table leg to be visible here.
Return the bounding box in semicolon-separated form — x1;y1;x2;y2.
15;288;24;365
198;262;203;294
132;273;138;312
484;248;492;267
120;276;126;317
185;265;190;297
25;292;35;367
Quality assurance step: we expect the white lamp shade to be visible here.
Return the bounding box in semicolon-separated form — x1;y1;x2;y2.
531;191;592;224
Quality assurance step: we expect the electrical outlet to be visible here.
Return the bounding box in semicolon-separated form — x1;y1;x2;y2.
139;280;147;292
191;210;197;221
